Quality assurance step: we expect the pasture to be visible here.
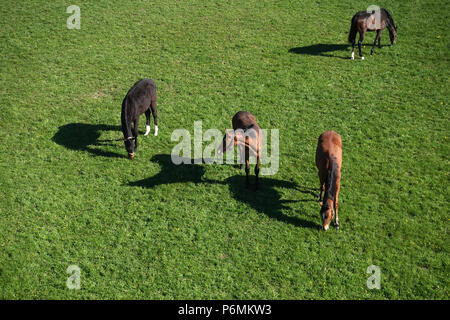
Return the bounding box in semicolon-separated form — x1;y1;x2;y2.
0;0;448;299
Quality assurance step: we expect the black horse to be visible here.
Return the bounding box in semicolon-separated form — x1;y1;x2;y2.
348;8;397;60
121;78;158;159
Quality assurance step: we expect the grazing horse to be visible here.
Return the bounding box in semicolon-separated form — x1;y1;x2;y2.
217;111;262;190
315;131;342;231
121;78;158;159
348;8;397;60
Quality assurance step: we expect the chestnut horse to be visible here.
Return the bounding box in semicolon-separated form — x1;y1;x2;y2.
348;8;397;60
121;78;158;159
217;111;261;190
315;131;342;230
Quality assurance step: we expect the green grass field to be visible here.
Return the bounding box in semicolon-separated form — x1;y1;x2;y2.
0;0;448;299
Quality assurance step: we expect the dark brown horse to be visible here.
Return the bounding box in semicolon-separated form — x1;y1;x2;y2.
315;131;342;231
348;8;397;60
217;111;262;190
121;79;158;159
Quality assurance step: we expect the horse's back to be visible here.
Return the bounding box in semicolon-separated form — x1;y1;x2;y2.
125;79;157;115
127;78;156;98
316;131;342;169
232;111;260;131
353;11;371;21
232;111;262;154
353;8;392;31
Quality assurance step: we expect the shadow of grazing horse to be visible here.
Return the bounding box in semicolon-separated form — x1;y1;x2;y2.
289;44;350;59
52;123;124;158
225;176;320;229
129;154;320;229
128;154;208;188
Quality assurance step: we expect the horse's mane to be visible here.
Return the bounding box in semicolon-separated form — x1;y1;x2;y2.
382;8;396;29
322;156;339;208
121;97;132;138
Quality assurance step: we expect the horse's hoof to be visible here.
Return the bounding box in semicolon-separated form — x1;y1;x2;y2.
128;153;135;159
361;56;365;60
335;225;340;230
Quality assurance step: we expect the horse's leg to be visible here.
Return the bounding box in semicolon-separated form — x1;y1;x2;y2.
334;178;341;229
144;109;151;136
318;171;325;205
151;99;158;136
351;40;355;60
334;199;340;229
133;118;139;150
318;184;325;206
378;29;382;48
371;30;381;55
358;32;365;60
245;137;250;189
255;152;260;191
238;144;244;169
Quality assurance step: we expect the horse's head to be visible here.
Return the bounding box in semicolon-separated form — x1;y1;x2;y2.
124;136;136;158
217;129;236;155
320;199;334;231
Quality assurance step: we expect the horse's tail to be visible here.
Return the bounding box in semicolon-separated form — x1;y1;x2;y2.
121;96;132;139
348;14;358;43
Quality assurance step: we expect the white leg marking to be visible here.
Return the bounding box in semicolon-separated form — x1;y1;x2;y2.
144;125;150;136
154;125;158;136
361;56;365;60
351;51;355;60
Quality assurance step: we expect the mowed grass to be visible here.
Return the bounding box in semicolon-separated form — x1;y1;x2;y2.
0;0;448;299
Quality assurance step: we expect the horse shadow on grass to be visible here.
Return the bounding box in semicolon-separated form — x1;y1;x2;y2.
225;176;320;229
129;154;210;188
129;154;320;229
52;123;125;158
289;43;350;59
